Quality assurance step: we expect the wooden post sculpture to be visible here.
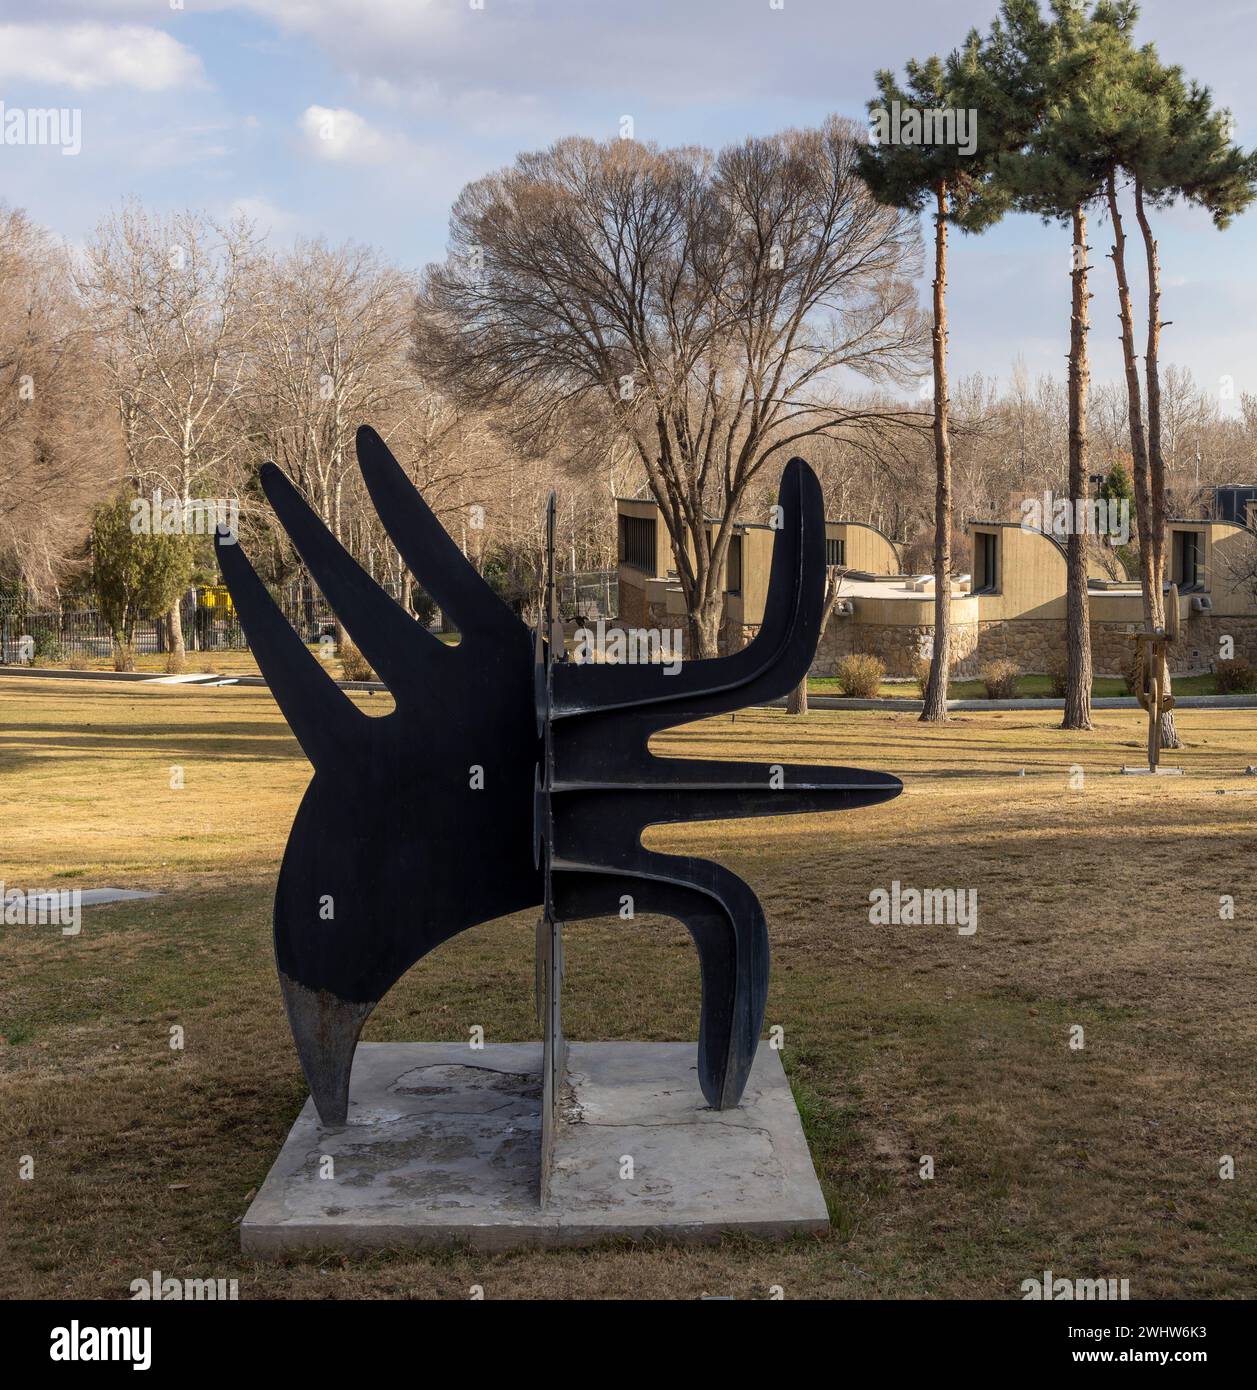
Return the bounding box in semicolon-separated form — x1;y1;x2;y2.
216;426;902;1134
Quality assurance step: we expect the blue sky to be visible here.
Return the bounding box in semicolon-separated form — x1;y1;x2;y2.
1;0;1254;404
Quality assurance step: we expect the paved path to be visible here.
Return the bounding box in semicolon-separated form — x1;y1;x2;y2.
3;664;1255;711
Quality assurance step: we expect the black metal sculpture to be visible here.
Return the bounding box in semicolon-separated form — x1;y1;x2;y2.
216;426;901;1133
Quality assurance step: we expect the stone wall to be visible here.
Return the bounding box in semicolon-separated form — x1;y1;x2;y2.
810;613;1257;680
814;616;978;676
618;577;648;628
629;594;1257;678
1091;613;1257;676
965;619;1059;675
726;619;755;655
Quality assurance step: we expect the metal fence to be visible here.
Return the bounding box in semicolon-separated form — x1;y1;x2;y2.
558;570;618;623
0;591;243;664
0;568;619;665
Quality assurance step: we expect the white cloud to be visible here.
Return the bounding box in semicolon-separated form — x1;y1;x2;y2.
0;23;205;92
298;105;400;164
229;0;897;111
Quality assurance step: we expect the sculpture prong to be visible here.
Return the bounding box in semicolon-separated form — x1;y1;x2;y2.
214;525;362;768
278;972;375;1128
551;456;824;722
551;859;767;1110
260;461;439;691
356;424;520;642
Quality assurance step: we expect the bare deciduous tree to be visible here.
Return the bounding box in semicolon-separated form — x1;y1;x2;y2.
246;239;415;539
0;206;115;602
79;204;260;657
416;120;926;657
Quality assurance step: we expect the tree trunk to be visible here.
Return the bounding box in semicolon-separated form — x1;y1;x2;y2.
1106;174;1165;734
167;595;186;660
113;623;136;673
688;599;722;661
1063;205;1094;731
788;572;844;717
921;178;952;724
1134;178;1179;749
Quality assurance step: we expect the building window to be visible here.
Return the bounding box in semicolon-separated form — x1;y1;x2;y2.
619;514;657;574
1173;530;1204;590
726;535;742;594
826;537;846;568
974;530;998;593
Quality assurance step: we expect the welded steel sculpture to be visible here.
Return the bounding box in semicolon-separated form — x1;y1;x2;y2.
217;425;901;1134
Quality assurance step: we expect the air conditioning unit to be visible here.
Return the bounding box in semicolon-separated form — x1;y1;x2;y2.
1191;594;1213;613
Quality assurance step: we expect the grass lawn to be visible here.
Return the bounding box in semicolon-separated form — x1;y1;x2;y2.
2;676;1256;1299
28;636;457;681
24;652;1240;700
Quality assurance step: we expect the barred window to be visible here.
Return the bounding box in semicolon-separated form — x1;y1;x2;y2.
619;514;657;574
974;530;998;593
726;535;742;594
826;537;846;567
1173;530;1204;590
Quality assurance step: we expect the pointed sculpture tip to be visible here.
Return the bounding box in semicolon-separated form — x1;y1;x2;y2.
782;454;817;485
257;460;285;501
278;972;374;1128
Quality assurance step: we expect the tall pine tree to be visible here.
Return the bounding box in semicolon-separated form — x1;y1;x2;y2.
859;39;1019;722
1095;1;1256;746
990;0;1115;731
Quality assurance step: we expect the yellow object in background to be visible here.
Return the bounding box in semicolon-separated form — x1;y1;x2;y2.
197;584;235;612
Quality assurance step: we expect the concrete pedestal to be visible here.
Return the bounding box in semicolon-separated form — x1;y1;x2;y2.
241;1041;828;1254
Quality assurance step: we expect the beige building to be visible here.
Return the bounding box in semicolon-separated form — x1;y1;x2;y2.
615;496;1257;676
616;498;900;648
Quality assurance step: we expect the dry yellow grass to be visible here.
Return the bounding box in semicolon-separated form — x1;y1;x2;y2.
1;676;1256;1299
26;643;430;681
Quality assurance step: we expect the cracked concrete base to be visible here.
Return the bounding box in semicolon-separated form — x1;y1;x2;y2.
241;1042;828;1254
